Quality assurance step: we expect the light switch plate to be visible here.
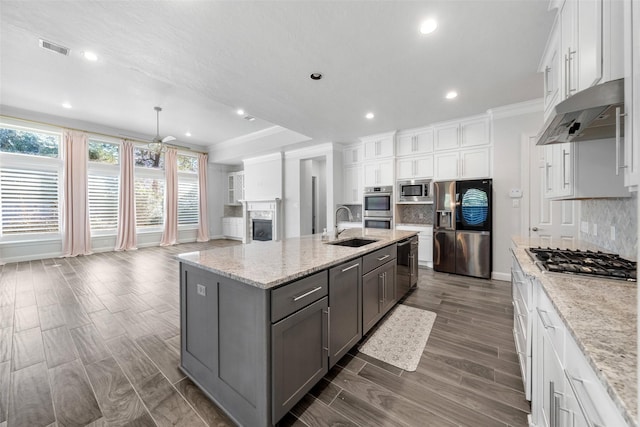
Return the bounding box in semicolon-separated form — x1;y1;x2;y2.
611;226;616;241
592;223;597;236
580;221;589;233
196;284;206;296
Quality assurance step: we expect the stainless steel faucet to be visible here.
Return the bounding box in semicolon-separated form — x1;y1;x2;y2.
334;205;354;238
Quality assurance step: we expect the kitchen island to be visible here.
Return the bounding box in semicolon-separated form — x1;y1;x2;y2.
511;236;637;427
177;228;418;427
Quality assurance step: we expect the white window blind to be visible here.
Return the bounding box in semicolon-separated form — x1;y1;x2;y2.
178;179;199;225
0;168;59;234
135;176;164;228
88;174;119;231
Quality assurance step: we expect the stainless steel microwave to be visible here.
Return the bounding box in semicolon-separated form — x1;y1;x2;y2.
397;179;433;203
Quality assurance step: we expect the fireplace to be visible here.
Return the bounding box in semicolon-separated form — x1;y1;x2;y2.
252;219;273;241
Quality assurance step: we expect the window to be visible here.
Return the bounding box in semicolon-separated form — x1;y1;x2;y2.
0;123;62;238
134;146;163;168
135;175;165;228
88;139;120;232
177;154;198;226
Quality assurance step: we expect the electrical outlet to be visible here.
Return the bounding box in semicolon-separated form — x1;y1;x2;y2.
196;284;206;296
580;221;589;233
419;213;424;219
611;226;616;241
592;223;598;237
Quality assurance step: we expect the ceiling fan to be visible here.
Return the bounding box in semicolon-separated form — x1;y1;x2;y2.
148;106;176;153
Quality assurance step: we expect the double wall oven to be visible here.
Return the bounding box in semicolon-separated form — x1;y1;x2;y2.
363;186;392;229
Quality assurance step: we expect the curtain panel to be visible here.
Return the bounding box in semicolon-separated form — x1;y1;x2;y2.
114;140;137;251
160;147;178;246
196;153;210;242
61;129;92;256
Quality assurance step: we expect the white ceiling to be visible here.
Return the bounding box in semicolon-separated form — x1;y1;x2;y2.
0;1;554;164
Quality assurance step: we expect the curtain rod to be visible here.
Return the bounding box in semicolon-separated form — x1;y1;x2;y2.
0;114;209;155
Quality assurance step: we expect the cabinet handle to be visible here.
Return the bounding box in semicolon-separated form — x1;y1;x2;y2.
544;66;552;95
565;371;603;427
615;107;628;175
293;286;323;302
342;263;359;272
564;54;569;99
550;381;557;427
323;307;331;353
377;254;390;262
378;274;384;308
568;48;576;95
562;149;570;187
536;307;556;329
545;162;552;192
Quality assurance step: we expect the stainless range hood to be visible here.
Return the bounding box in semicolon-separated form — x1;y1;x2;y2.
536;78;624;145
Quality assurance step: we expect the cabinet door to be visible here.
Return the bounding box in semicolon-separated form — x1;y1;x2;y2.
272;297;328;423
343;145;363;166
460;118;490;148
396;158;415;180
396;134;415;157
554;143;573;198
222;218;231;236
434;152;459;180
577;0;603;91
413;156;434;178
363;162;378;186
434;125;459;151
417;232;432;266
343;166;362;204
227;174;235;205
381;262;396;314
623;0;639;188
535;314;567;427
397;130;433;156
362;267;384;335
460;147;490;179
328;259;362;367
235;173;245;203
561;0;578;99
542;23;562;122
363;138;393;160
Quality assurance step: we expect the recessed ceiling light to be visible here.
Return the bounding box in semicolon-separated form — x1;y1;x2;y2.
82;51;98;61
420;18;438;35
62;102;72;109
445;91;458;100
236;109;245;115
365;112;375;120
310;72;323;80
185;132;192;137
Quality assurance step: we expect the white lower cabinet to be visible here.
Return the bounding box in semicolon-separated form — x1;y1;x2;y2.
395;225;432;267
531;280;629;427
222;217;244;240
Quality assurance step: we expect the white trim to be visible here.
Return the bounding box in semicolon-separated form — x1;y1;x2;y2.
487;99;544;120
359;130;397;142
210;126;286;150
284;142;335;159
491;271;511;282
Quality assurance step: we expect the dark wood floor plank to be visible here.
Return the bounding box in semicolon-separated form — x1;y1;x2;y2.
106;335;158;386
358;363;506;427
89;311;126;341
48;359;102;426
421;348;495;382
69;324;110;366
329;389;408;427
8;362;55;427
326;366;457;427
12;327;45;371
346;349;403;376
136;372;206;426
174;377;235;427
136;334;184;384
495;370;526;393
460;373;531;412
38;305;66;331
85;357;152;426
430;328;499;357
0;328;11;363
42;327;78;369
0;362;9;424
335;353;367;374
290;394;358;427
308;378;342;405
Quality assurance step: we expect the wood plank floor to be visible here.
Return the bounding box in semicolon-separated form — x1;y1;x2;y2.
0;240;529;426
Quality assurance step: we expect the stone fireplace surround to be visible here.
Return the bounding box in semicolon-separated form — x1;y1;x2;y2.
241;199;282;244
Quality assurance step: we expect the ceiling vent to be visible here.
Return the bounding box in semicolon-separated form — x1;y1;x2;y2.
39;39;70;56
244;115;256;121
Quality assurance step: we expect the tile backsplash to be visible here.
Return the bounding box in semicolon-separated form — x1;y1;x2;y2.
224;205;242;217
580;193;637;260
395;204;434;225
336;204;362;222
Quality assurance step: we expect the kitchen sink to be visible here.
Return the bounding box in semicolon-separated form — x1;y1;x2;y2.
327;238;379;247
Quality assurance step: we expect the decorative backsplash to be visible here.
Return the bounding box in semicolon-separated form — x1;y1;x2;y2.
396;204;434;225
580;193;637;260
336;204;362;222
224;205;242;217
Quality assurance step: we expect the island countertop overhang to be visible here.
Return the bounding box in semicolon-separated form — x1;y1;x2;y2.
176;228;418;289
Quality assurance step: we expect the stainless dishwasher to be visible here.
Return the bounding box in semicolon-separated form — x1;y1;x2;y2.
396;236;418;299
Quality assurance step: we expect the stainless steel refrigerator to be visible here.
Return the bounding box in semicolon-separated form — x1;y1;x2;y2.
433;179;492;279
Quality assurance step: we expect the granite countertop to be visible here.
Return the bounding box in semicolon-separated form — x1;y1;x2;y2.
512;236;637;426
396;223;433;228
178;228;417;289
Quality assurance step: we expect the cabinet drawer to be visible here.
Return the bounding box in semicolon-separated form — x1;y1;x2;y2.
536;289;565;361
271;271;328;322
362;244;397;274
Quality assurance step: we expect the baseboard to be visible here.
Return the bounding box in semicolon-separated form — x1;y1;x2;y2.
492;271;511;282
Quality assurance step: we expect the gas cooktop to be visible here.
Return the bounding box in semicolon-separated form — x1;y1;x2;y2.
526;247;637;282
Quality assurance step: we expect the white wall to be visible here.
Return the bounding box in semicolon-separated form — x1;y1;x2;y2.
244;152;283;201
489;101;544;280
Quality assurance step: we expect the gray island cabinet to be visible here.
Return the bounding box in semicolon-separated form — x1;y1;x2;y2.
177;229;417;427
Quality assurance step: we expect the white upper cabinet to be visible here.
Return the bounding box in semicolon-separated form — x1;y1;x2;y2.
541;23;562;122
342;143;363;167
362;132;395;160
227;171;245;205
363;160;394;186
342;166;362;204
434;116;490;151
623;0;639;189
396;155;434;180
396;128;433;157
434;147;491;180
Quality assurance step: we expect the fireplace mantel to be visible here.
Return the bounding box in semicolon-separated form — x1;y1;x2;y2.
241;199;282;244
